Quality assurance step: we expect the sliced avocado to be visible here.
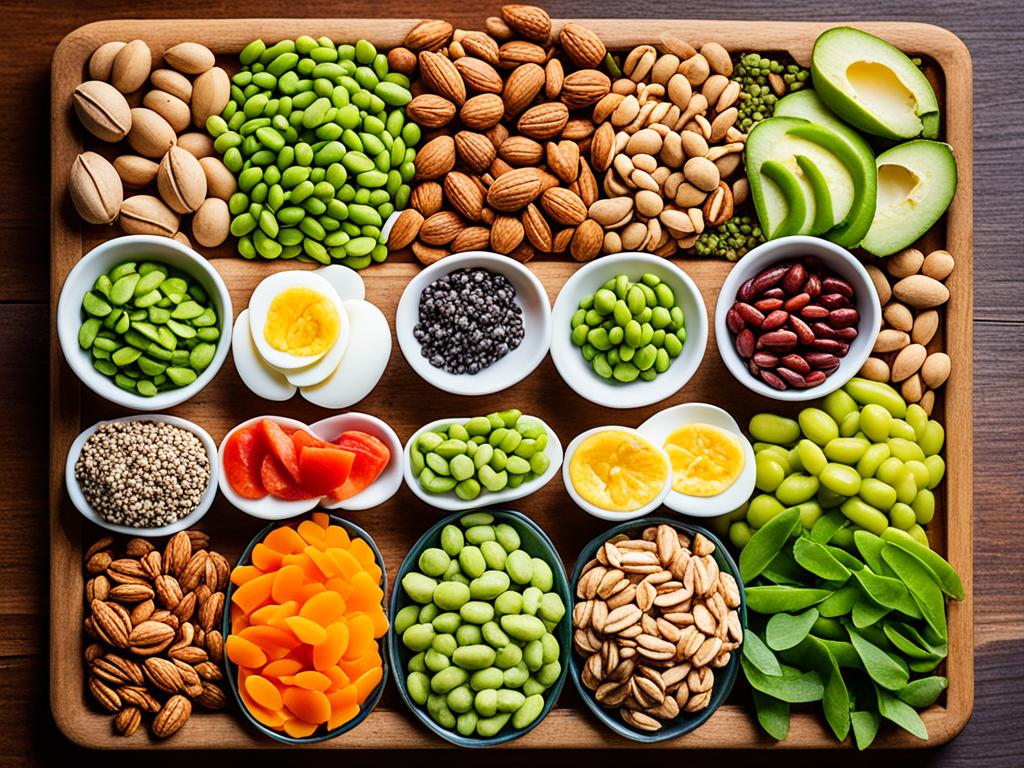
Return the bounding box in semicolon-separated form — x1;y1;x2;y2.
811;27;939;140
795;155;835;235
761;160;808;238
861;140;957;257
776;89;852;135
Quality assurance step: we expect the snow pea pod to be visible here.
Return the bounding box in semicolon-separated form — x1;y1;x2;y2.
876;687;928;740
742;630;783;676
746;586;833;614
896;676;948;708
850;710;881;750
752;690;790;740
881;544;947;641
739;505;801;582
740;656;825;703
846;625;910;691
880;528;964;599
766;608;820;651
793;537;851;582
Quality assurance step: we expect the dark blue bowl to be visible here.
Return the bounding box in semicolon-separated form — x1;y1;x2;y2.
388;508;572;747
222;514;389;744
569;516;746;743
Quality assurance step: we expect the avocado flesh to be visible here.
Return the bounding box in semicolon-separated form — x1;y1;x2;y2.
796;155;835;235
761;160;809;238
861;140;957;257
812;27;939;140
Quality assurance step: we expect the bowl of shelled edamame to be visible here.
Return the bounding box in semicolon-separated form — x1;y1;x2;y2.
550;252;708;409
389;510;572;747
57;235;232;410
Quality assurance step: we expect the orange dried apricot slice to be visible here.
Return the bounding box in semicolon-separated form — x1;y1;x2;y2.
262;658;304;679
282;717;319;738
345;570;384;614
282;686;331;724
293;670;332;692
285;615;329;645
251;542;285;572
226;634;267;669
262;525;306;555
232;571;276;615
300;590;345;626
312;622;350;671
353;666;383;704
231;564;265;587
343;613;375;660
245;674;284;711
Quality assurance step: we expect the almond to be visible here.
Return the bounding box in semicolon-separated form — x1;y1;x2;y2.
508;241;535;263
498;40;547;69
573;157;600;206
501;5;551;42
387;47;418;76
444;172;484;220
156;145;207;214
196;681;227;710
454;130;496;173
204;629;224;664
387;208;424;249
115;706;142;736
88;676;122;712
89;41;126;81
420;211;465;245
486;166;543;211
560;23;606;68
419;50;466;105
190;66;230;128
461;31;501;64
143;656;184;694
198;156;236;201
921;352;951;389
412;241;449;265
502;63;545;116
454;57;504;94
150;69;193;103
516;101;569;140
590;121;616;173
499;136;544;166
130;620;175;656
552;226;576;253
91;600;132;649
561;69;611;109
451;226;492;253
69;152;123;225
176;131;215;159
545;58;564;99
109;583;155;603
893;274;950;308
164;532;192;576
406;93;457;128
541;187;588;226
571;218;604;261
546;140;580;183
119;195;180;237
411;181;445;216
521;203;553;252
111;39;152;93
414;135;456;180
487;214;523;253
404;19;453;51
198;591;224;632
127;107;176;158
460;93;505;130
152;695;191;738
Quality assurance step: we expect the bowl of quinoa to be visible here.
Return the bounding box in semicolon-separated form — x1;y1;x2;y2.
65;414;218;537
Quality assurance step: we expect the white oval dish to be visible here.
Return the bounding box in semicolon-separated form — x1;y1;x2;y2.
308;412;403;511
65;414;218;537
403;415;563;512
56;235;233;411
549;253;708;409
637;403;756;518
562;426;672;522
395;251;552;397
714;235;882;402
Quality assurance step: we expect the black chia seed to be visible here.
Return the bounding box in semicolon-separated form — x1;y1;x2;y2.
414;267;526;375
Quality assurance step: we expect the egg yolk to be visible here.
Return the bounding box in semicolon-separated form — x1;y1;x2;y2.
569;430;669;512
664;423;743;497
264;288;340;357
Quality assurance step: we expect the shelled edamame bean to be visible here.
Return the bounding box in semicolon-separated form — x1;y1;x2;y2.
397;512;566;739
78;261;220;396
208;36;420;269
411;410;552;500
569;272;687;383
722;379;945;552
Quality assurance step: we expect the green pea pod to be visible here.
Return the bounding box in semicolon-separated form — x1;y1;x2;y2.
896;676;948;708
760;550;809;586
880;545;947;640
882;621;946;662
817;584;860;618
739;505;800;582
816;637;861;668
766;608;819;651
852;569;922;620
742;630;782;676
850;710;881;751
751;689;790;740
792;537;851;582
880;528;964;599
851;595;890;628
785;635;851;742
740;656;825;703
852;530;888;574
846;625;910;690
876;686;928;740
808;510;847;544
746;586;832;614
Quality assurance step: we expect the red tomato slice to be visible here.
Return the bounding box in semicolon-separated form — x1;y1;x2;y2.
223;426;268;499
261;454;308;500
325;432;391;502
261;419;301;483
299;447;355;497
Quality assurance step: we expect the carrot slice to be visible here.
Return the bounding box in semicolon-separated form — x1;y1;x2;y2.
300;590;346;626
245;674;284;711
226;634;267;669
251;542;285;572
282;686;331;724
313;622;350;671
342;613;375;660
262;658;304;679
282;717;319;738
232;571;276;615
285;615;329;645
294;670;332;692
353;666;383;704
263;525;307;555
271;564;305;604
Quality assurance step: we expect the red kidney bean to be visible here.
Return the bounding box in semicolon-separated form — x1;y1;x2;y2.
801;304;829;319
762;310;789;330
805;352;839;369
754;298;784;312
812;338;850;357
783;292;810;312
736;302;765;327
738;277;757;302
726;306;745;334
748;359;760;377
819;292;850;310
762;288;785;300
760;369;787;390
822;276;853;298
829;308;859;328
753;352;779;368
781;354;810;374
833;326;859;341
776;367;808;388
805;273;822;299
811;321;837;339
760;330;798;351
788;315;815;345
736;328;755;358
802;255;823;271
782;264;806;295
751;264;789;294
804;370;828;387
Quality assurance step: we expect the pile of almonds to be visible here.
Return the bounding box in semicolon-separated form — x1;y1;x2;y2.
83;531;230;738
861;247;954;415
573;524;742;733
387;6;613;263
588;37;747;256
69;40;235;248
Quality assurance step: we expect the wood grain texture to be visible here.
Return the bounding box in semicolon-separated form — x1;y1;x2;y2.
0;0;1020;765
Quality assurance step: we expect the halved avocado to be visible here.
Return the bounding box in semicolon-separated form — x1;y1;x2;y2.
861;140;956;257
812;27;939;140
760;160;808;238
795;155;835;235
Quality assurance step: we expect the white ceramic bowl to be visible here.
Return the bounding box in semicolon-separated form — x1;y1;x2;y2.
403;415;563;512
715;236;882;402
56;235;233;410
550;253;708;409
309;412;403;511
395;251;552;396
65;414;218;537
561;426;672;522
636;403;756;518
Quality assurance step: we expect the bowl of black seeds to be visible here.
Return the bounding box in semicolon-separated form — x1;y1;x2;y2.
396;251;552;396
65;414;218;537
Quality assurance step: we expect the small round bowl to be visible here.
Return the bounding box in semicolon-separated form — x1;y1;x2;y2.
308;412;403;511
714;235;882;402
389;509;571;747
403;415;563;512
395;251;552;396
636;403;756;518
217;415;321;520
65;414;217;537
569;516;746;743
562;426;672;522
222;514;389;744
56;234;233;410
550;253;708;409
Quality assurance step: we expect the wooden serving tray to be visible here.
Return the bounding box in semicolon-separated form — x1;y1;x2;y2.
50;18;973;749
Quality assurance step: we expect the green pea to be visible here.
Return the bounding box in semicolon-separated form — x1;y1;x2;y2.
403;623;436;652
840;497;888;535
824;437;870;465
856;443;891;478
456;624;482;646
748;493;786;528
920;421;945;457
845;378;908;418
924;455;945;489
888;502;917;530
750;413;801;445
776;474;820;506
819;462;861;496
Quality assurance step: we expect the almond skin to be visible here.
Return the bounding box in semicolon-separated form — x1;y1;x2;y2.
419;50;466;105
406;94;457;128
571;218;604;261
501;5;552;42
502;63;545;116
516;101;569;140
387;208;424;249
410;182;444;216
414;135;456;180
454;57;504;94
541;186;588;225
490;214;525;253
444;172;485;221
461;31;501;64
454;131;496;173
560;23;607;68
419;210;464;245
403;19;454;51
499;136;544;166
460;93;505;130
486;167;543;211
111;39;152;93
560;69;612;109
73;80;132;142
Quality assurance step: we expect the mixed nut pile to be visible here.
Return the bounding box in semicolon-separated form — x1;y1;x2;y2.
83;531;230;738
573;524;742;732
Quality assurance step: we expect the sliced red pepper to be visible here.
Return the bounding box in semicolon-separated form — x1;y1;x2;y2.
325;431;391;502
299;446;355;497
261;419;301;483
223;425;268;499
260;454;307;501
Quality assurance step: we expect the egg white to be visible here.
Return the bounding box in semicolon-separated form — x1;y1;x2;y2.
315;264;365;302
231;309;297;401
300;299;392;409
248;271;348;371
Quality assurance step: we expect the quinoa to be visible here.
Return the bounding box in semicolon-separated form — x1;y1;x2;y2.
74;420;211;528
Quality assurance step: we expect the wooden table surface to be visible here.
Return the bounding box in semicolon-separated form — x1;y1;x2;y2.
4;0;1021;764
